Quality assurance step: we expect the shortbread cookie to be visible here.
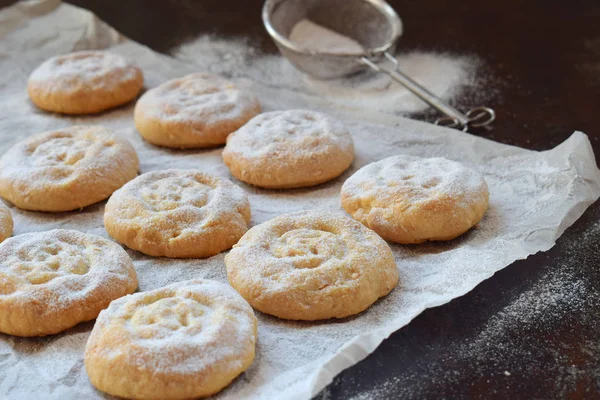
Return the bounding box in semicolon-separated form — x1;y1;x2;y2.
0;203;12;243
104;169;251;258
28;51;143;114
0;126;139;212
85;279;257;400
341;155;489;244
0;229;137;337
225;210;398;320
134;73;261;148
223;110;355;188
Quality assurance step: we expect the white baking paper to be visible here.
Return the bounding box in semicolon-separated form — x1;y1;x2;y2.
1;1;599;399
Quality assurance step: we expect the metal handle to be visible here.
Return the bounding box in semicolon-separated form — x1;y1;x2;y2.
360;52;495;131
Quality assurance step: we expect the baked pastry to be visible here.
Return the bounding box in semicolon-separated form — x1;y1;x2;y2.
225;210;398;320
222;109;355;188
0;203;13;243
0;229;137;337
104;169;251;258
0;126;139;212
341;155;489;244
134;73;261;148
28;51;143;114
85;279;257;400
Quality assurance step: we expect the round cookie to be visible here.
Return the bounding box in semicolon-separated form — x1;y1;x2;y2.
28;51;143;114
341;155;489;244
134;73;261;148
0;229;138;337
0;203;12;243
104;169;251;258
222;110;355;189
85;279;257;400
225;210;398;320
0;126;139;212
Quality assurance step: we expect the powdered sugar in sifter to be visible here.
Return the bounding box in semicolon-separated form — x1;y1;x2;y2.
262;0;496;131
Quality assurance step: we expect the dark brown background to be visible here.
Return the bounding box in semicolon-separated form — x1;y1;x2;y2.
2;0;599;398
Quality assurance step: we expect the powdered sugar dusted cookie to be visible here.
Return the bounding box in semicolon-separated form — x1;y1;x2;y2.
0;229;138;337
28;51;143;114
0;126;139;212
85;279;257;400
222;110;355;188
225;210;398;320
104;169;251;258
134;73;261;148
341;155;489;244
0;203;12;243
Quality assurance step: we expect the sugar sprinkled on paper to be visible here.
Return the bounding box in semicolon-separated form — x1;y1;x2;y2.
288;19;364;55
0;2;599;400
174;29;487;115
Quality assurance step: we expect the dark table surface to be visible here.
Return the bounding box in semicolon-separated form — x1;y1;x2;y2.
2;0;599;398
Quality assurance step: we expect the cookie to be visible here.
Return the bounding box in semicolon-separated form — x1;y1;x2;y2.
104;169;251;258
0;229;137;337
0;203;12;243
0;126;139;212
28;51;143;114
341;155;489;244
85;279;257;400
222;110;355;188
134;73;261;148
225;210;398;320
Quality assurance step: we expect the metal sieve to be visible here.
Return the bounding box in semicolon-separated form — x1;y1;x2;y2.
262;0;496;131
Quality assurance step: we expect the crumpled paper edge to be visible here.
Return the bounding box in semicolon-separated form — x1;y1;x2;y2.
302;131;600;398
1;1;600;399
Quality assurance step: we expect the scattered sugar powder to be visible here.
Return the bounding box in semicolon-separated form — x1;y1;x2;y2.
341;155;487;205
174;30;490;115
224;109;354;158
288;19;364;55
1;2;599;400
28;51;140;89
320;219;600;399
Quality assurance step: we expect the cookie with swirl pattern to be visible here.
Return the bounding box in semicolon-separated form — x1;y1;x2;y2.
104;169;251;258
0;126;139;212
225;210;398;320
0;229;137;336
28;51;143;114
85;279;257;399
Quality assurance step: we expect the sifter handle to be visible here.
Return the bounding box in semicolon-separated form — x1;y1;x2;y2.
360;52;495;131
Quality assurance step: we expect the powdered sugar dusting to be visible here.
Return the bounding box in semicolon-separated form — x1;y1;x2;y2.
289;20;364;55
0;229;136;334
105;169;250;257
0;125;139;211
225;109;354;158
334;220;600;399
88;279;256;376
342;155;487;205
174;36;484;116
0;2;599;399
136;73;259;126
28;51;139;90
0;202;12;242
225;210;398;320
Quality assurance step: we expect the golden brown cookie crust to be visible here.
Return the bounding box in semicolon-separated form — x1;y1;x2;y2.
341;155;489;244
223;110;355;189
0;229;138;337
0;203;12;243
134;73;261;149
0;126;140;212
28;51;143;114
225;210;399;320
104;169;251;258
84;279;257;400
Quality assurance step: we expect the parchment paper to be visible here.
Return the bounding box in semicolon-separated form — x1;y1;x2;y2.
1;1;599;399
